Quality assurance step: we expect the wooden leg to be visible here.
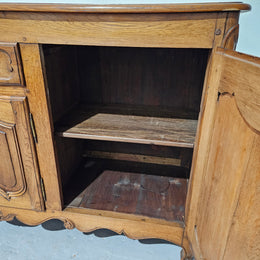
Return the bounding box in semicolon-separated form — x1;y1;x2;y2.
181;249;194;260
181;235;194;260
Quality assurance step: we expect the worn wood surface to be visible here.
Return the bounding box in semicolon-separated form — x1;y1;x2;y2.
65;170;187;223
19;44;62;210
0;12;219;48
57;111;197;148
62;156;189;207
0;43;24;86
0;3;250;13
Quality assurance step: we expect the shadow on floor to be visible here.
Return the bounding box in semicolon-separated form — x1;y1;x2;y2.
8;218;174;245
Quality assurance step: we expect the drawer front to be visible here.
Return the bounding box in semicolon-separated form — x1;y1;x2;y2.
0;43;24;86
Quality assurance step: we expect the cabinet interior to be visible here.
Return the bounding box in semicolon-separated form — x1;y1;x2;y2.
42;44;209;223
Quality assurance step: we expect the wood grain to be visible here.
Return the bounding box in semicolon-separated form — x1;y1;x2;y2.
0;3;251;13
221;12;240;50
223;136;260;260
19;44;62;210
196;94;255;260
0;205;185;247
69;170;187;223
42;45;80;123
77;46;208;116
186;48;260;260
57;112;197;148
0;100;14;123
0;120;26;199
0;12;218;48
218;48;260;132
83;150;182;167
184;49;230;258
0;5;251;259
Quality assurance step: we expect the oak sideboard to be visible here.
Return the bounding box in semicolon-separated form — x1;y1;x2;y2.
0;2;259;260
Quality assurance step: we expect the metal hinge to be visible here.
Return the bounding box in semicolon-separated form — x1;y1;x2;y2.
29;113;38;143
40;177;46;201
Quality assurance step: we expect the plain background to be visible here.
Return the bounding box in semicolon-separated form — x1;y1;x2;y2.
0;1;259;260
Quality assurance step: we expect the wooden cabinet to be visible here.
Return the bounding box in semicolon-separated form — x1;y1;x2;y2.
0;3;259;260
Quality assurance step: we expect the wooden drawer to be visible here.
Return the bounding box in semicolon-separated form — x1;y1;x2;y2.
0;43;24;86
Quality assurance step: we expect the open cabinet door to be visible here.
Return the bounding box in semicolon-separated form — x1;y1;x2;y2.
185;48;260;260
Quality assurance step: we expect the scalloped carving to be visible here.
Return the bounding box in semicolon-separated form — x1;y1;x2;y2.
0;209;185;249
61;218;75;230
0;210;15;221
0;212;75;230
0;121;26;200
221;24;239;50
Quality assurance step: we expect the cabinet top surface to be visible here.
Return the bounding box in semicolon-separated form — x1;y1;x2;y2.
0;2;250;13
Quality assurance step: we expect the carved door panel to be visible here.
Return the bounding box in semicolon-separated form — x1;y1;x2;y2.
0;43;24;86
186;48;260;260
0;96;44;211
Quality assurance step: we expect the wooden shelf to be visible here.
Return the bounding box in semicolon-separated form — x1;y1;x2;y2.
56;109;197;148
67;170;187;223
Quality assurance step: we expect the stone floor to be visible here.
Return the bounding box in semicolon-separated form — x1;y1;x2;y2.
0;219;181;260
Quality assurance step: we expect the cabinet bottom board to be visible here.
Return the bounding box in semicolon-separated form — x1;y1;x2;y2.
66;170;187;223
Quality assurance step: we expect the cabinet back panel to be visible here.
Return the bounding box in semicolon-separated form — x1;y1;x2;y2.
43;45;209;121
78;47;209;119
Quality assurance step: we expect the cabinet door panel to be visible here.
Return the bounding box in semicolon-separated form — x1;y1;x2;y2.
186;48;260;260
0;97;43;210
0;121;26;199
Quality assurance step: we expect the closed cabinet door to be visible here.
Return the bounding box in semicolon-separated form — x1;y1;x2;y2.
0;96;44;211
186;48;260;260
